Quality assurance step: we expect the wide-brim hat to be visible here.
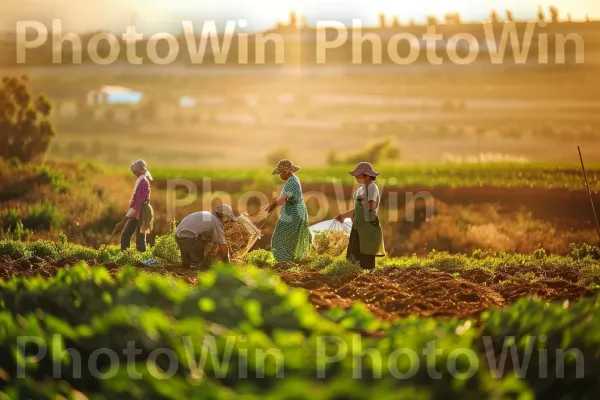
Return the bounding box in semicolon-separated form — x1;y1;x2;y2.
349;162;380;177
271;159;300;175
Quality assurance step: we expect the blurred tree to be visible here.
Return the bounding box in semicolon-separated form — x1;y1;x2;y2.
300;15;308;28
408;18;416;26
505;10;515;22
442;99;456;111
378;13;386;28
444;13;462;25
549;5;559;23
327;138;402;166
392;16;401;27
266;147;291;166
426;15;439;26
567;13;572;22
586;14;591;23
0;76;54;163
537;5;546;22
490;10;501;24
289;11;298;28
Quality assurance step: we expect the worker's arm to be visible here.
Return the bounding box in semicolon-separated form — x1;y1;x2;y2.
114;216;132;231
267;195;289;212
276;194;290;205
368;200;378;211
219;244;230;263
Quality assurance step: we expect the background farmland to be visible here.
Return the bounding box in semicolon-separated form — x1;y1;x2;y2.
2;16;600;254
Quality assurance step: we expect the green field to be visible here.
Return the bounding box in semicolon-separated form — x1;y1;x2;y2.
150;163;600;190
3;21;600;397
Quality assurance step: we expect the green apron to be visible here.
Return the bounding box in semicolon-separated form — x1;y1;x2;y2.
353;183;385;256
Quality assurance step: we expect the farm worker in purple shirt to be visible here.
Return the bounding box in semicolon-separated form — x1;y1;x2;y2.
114;159;154;251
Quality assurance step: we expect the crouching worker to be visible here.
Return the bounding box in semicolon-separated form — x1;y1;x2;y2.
174;204;238;268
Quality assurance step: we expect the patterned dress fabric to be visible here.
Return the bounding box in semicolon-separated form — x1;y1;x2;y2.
271;175;311;262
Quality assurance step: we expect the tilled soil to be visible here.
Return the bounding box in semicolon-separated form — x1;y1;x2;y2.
0;256;594;321
279;267;506;321
453;265;594;303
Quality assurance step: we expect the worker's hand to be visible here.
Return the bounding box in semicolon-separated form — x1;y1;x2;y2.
114;221;126;232
266;202;277;213
335;214;345;223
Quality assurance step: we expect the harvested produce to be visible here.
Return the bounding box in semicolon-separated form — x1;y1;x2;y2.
313;230;349;256
209;220;252;260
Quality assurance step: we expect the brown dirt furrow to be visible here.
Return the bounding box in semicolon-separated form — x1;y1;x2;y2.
278;267;506;321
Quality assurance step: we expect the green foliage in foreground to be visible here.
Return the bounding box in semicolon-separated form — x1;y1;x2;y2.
0;238;600;397
150;163;600;190
0;263;599;398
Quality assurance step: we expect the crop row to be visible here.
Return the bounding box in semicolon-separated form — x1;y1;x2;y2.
2;237;600;283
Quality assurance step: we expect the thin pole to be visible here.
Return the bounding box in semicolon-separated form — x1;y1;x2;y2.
100;229;117;253
578;146;600;242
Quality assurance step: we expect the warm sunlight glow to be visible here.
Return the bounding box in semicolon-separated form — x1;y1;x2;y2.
4;0;598;33
133;0;597;31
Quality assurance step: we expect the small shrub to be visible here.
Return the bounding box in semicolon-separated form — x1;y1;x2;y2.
0;180;33;201
321;258;361;277
68;243;101;261
28;240;59;258
307;253;336;270
0;239;28;258
152;233;181;264
244;249;276;269
265;148;291;166
326;138;402;166
36;165;69;194
532;248;547;259
0;208;22;231
58;231;68;246
22;201;64;230
427;251;469;270
77;160;105;173
2;221;32;241
569;243;600;260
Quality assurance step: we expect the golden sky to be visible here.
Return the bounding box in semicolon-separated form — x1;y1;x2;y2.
3;0;599;33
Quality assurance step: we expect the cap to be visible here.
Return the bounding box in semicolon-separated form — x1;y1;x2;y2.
215;204;238;222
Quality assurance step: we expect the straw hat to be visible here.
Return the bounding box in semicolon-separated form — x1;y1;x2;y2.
271;159;300;175
349;162;380;177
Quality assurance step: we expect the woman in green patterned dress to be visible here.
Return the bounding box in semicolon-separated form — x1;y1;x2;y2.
267;160;311;262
